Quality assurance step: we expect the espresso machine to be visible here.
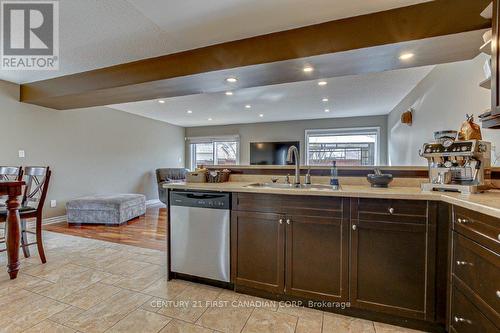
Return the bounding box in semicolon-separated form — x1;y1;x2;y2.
420;140;491;194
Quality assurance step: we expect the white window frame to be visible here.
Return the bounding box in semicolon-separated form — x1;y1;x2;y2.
304;127;381;166
187;135;240;170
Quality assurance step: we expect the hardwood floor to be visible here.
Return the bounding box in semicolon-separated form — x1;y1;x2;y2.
44;205;167;251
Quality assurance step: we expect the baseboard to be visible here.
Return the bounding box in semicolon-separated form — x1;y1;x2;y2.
23;215;67;229
43;215;67;224
146;199;163;207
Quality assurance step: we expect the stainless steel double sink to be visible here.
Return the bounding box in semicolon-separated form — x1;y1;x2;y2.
244;183;339;191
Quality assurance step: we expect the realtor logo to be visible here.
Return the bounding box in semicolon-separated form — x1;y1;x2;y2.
1;0;59;70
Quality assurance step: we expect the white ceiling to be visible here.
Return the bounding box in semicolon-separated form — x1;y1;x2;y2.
110;65;435;127
0;0;431;84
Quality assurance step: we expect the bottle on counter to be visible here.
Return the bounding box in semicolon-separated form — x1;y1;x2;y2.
330;160;340;190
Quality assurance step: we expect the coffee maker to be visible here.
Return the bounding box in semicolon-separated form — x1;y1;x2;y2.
420;140;491;194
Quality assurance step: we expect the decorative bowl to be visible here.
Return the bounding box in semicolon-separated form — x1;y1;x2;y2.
367;173;393;188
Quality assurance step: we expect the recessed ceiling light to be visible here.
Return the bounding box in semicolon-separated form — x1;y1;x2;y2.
208;117;212;121
245;104;252;109
259;114;264;117
225;91;233;96
303;66;314;73
187;110;193;114
226;77;238;83
399;53;414;60
322;98;329;102
158;100;165;104
324;109;330;113
318;81;327;86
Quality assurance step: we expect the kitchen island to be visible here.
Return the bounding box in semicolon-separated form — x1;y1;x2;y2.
164;178;500;333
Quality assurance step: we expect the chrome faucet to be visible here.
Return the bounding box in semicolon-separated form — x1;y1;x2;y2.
286;145;301;186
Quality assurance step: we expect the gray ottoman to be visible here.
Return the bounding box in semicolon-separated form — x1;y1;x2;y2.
66;194;146;225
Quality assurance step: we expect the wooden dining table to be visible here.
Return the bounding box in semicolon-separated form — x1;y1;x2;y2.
0;181;24;279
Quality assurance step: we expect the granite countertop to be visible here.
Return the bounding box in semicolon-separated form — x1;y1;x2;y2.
163;181;500;219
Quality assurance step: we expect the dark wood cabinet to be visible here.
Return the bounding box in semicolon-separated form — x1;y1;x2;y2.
449;205;500;331
230;193;449;331
285;214;348;302
231;211;285;293
231;193;347;300
350;198;437;320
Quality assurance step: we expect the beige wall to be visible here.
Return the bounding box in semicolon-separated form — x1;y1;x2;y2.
388;55;500;166
185;115;388;166
0;80;185;218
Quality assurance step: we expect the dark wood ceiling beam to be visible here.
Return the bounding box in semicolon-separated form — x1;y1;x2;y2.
21;0;491;110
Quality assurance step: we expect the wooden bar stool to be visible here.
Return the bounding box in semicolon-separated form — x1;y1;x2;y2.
0;167;51;263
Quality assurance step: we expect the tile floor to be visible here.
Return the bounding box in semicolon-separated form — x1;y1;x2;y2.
0;231;425;333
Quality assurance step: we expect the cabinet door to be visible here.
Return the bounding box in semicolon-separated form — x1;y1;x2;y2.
285;214;348;302
231;211;285;293
350;199;436;320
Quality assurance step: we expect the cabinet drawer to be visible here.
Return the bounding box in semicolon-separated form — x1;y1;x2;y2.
453;206;500;253
452;232;500;321
233;193;344;217
450;286;498;333
354;198;427;224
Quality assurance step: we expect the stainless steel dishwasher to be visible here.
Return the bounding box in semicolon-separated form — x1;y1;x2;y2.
170;191;230;282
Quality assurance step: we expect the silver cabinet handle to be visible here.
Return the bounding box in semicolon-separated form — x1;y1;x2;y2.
456;260;473;267
279;219;283;224
352;225;357;230
496;290;500;299
457;218;470;224
497;234;500;241
286;219;291;225
388;207;394;214
454;316;472;324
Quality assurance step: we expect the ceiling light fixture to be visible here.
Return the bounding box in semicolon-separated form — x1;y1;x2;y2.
245;104;252;109
158;100;165;104
208;117;213;121
322;98;329;102
187;110;193;114
399;53;414;60
259;114;264;117
303;66;314;73
226;77;238;83
324;109;330;113
225;91;233;96
318;81;327;86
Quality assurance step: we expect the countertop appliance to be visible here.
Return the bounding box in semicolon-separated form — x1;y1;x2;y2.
170;191;230;282
419;140;491;194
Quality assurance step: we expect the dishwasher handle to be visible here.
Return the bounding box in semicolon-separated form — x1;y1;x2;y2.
184;193;226;200
170;191;230;209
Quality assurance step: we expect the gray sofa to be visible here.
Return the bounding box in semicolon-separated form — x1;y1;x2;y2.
156;168;189;205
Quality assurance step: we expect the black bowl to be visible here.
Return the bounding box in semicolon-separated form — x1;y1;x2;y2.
367;174;393;188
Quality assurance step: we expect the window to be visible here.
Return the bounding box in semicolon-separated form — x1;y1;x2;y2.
305;128;380;166
189;136;239;170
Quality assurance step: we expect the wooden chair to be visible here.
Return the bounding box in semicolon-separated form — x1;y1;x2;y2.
0;167;23;209
0;167;51;263
0;166;23;181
